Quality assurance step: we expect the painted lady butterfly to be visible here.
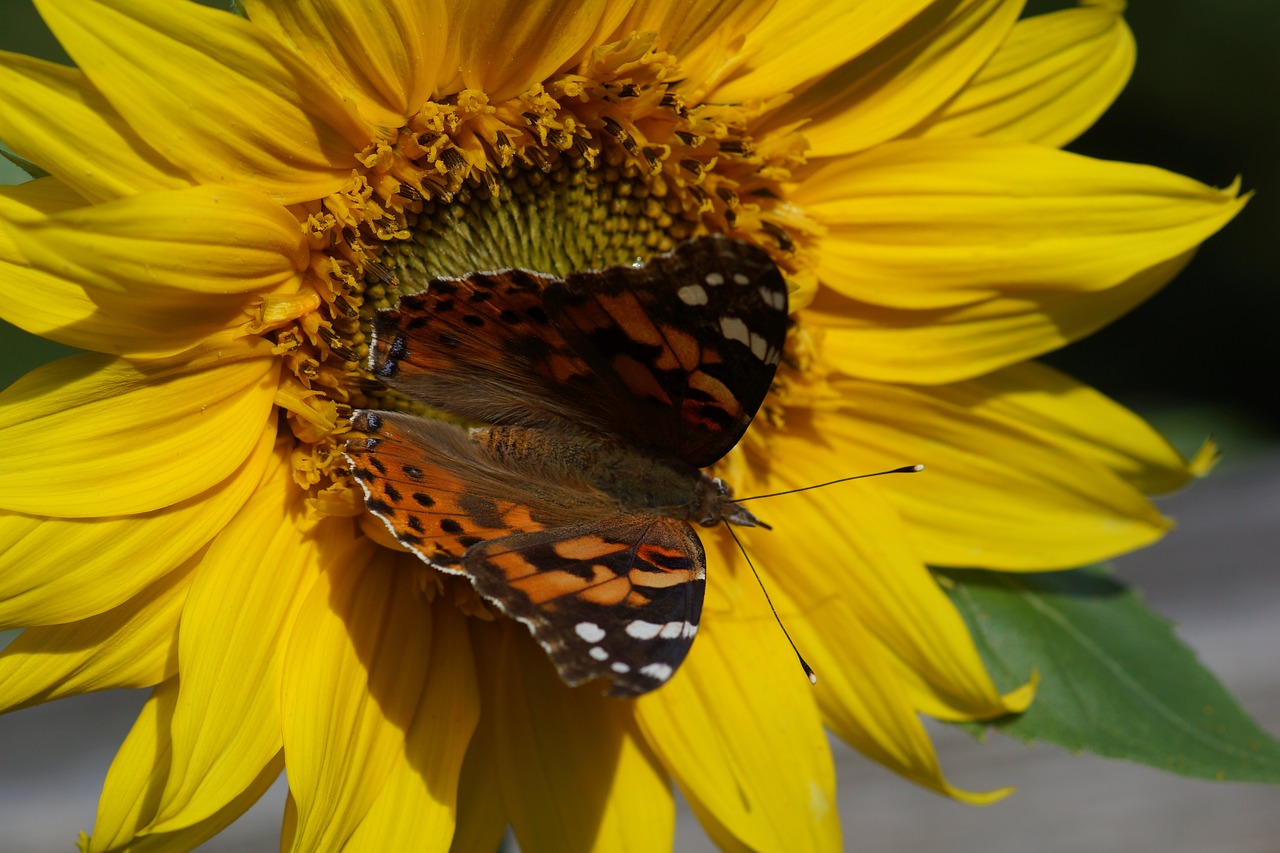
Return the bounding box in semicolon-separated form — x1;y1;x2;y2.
345;235;788;696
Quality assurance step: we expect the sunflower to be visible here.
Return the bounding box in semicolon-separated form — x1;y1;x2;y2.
0;0;1243;850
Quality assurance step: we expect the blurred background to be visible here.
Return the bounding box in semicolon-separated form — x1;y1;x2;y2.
0;0;1276;850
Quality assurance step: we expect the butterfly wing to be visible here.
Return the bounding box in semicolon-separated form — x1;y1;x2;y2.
548;234;789;467
369;235;788;468
464;516;705;697
368;266;614;437
345;411;704;696
345;411;600;566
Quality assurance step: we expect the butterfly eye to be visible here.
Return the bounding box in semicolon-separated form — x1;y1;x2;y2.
710;476;733;498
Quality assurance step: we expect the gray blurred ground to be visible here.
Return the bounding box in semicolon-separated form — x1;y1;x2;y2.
2;454;1277;852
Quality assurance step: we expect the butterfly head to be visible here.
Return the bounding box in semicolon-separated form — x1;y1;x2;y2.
695;475;769;530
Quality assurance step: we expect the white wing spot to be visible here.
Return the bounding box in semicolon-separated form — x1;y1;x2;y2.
640;662;674;682
705;272;725;286
611;661;631;674
759;285;786;310
750;333;769;361
683;622;699;638
659;621;685;639
626;620;663;640
732;272;751;285
719;316;750;346
589;646;609;661
677;284;708;306
575;622;606;643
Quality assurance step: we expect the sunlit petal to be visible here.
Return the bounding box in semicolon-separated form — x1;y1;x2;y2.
283;544;478;851
0;559;191;713
0;350;279;517
455;0;614;102
6;185;307;296
37;0;371;202
806;249;1195;383
0;51;192;202
136;469;334;836
913;3;1134;147
0;425;274;628
795;139;1245;308
809;378;1172;569
491;622;675;851
245;0;451;124
637;539;839;852
762;0;1022;157
85;679;285;853
705;0;935;105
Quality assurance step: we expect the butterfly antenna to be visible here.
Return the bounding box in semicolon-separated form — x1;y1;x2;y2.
722;522;817;686
733;464;923;504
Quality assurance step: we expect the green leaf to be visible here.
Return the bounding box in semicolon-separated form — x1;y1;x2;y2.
939;566;1280;783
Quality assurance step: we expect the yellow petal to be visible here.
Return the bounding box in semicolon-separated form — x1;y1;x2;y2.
140;465;331;836
811;377;1172;568
795;138;1246;309
913;3;1134;147
0;176;85;224
0;51;192;202
7;185;308;295
0;558;191;713
0;348;279;517
927;361;1197;495
450;620;508;853
0;181;269;356
636;539;839;852
36;0;371;203
705;0;936;105
85;679;285;853
759;0;1021;157
342;602;478;851
0;254;270;358
806;248;1194;383
245;0;451;125
0;181;235;357
740;440;1020;721
282;545;478;852
607;0;773;98
792;602;1015;803
488;621;674;852
455;0;613;102
883;643;1036;724
0;423;275;628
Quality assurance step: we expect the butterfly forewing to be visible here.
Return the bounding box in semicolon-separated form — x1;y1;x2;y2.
368;267;614;436
368;235;788;466
549;235;788;466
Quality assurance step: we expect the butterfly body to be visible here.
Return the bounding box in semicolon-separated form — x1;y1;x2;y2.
474;424;763;530
346;235;787;695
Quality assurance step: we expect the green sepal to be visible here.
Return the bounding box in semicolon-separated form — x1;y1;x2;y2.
939;565;1280;783
1;149;49;180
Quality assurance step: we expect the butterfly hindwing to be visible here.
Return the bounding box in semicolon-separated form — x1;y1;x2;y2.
345;411;706;696
463;516;706;697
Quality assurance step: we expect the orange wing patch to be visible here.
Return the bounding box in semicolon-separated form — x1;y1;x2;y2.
345;412;558;568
